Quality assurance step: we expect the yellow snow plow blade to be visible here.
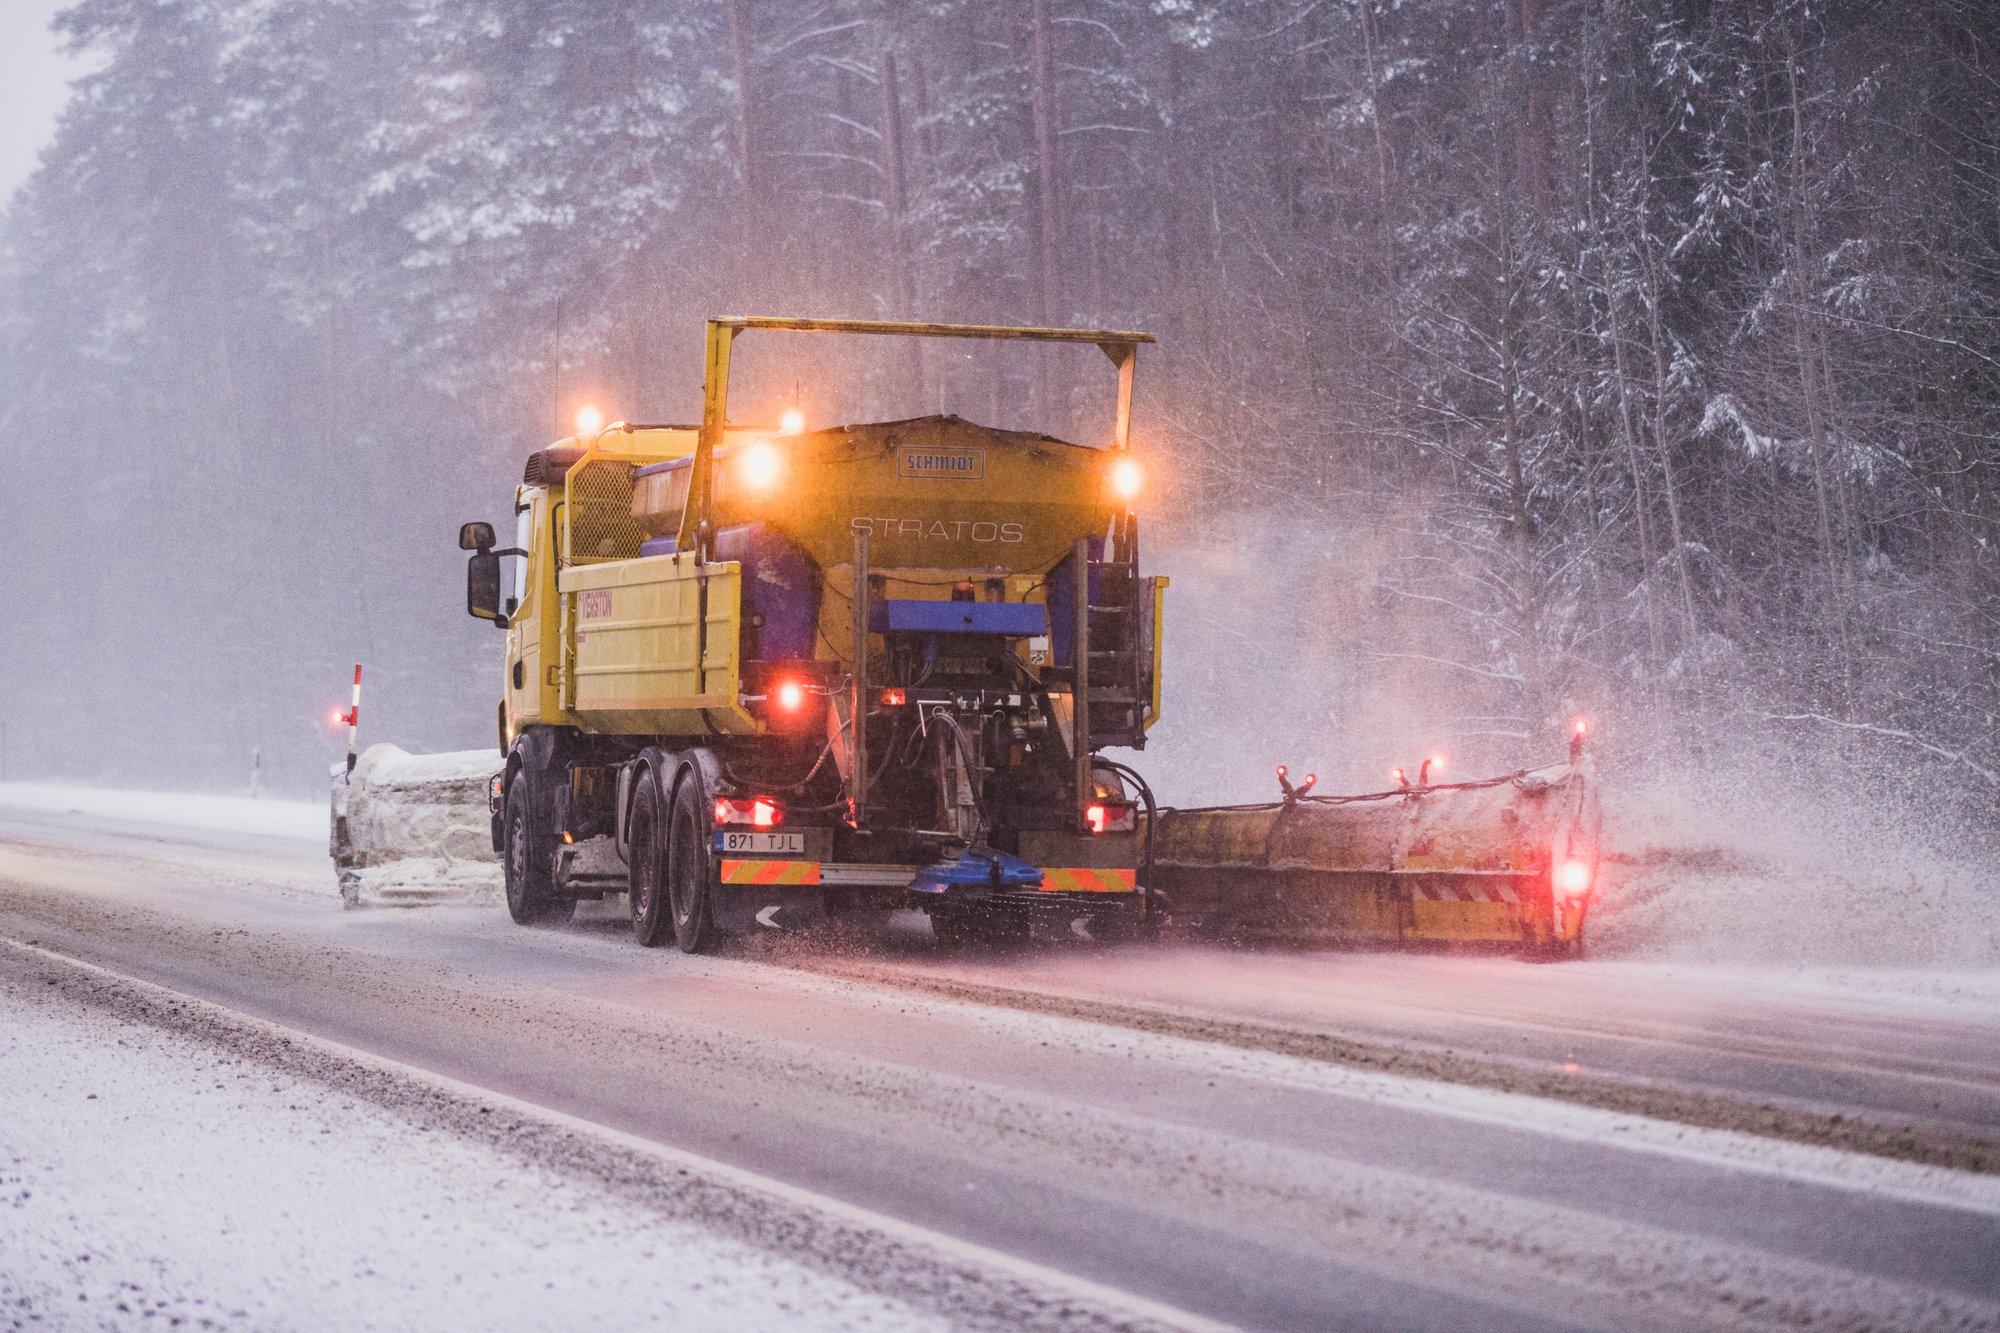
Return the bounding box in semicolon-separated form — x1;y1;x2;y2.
1145;759;1600;958
330;745;504;906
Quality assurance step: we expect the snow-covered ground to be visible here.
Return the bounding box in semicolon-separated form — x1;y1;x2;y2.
0;980;936;1329
0;782;323;842
0;945;1192;1332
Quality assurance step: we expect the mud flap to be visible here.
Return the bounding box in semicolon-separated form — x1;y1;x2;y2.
710;878;827;933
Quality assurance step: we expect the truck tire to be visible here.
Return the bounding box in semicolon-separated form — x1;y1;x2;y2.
667;770;718;954
503;782;574;925
628;768;673;947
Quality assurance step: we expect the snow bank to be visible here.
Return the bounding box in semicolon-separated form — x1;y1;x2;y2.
0;782;322;842
1590;768;2000;971
332;744;502;906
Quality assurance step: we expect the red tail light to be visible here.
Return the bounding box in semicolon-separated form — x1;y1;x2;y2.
1554;857;1592;898
1085;802;1136;834
714;797;784;828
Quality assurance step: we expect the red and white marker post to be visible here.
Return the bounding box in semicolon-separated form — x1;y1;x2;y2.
344;664;363;774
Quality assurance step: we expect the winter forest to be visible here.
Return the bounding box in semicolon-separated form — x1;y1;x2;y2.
1;0;1995;829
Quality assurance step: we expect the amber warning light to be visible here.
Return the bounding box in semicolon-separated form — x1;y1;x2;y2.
1109;455;1143;503
739;439;783;489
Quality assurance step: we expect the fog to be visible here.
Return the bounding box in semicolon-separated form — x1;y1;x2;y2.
1;0;1995;859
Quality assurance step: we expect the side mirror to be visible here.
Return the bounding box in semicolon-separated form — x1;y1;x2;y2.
467;550;506;625
459;521;496;552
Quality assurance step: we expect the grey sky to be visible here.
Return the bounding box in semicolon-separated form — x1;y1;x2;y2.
1;0;87;204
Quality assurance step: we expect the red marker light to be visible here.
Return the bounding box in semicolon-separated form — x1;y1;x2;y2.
715;796;784;828
1083;802;1136;834
774;679;806;712
1555;858;1593;898
330;708;346;727
1573;717;1589;736
880;687;907;707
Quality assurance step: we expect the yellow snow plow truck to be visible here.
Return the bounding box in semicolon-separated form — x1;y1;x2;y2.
459;318;1166;951
408;316;1598;957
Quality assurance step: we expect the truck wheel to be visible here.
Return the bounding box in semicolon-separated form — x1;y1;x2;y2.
667;771;718;954
503;784;574;925
627;768;673;947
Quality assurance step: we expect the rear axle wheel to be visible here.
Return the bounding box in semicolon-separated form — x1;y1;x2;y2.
668;771;718;954
628;769;672;947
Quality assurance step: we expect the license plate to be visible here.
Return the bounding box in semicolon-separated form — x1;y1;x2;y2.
717;832;807;855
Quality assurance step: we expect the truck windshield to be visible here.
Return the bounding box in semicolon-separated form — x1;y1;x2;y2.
512;504;534;606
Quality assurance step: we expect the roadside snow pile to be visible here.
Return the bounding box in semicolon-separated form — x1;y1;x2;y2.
332;744;502;907
0;782;322;841
1590;770;2000;971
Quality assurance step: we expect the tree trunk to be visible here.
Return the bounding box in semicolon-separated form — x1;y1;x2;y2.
1029;0;1063;323
725;0;758;204
877;32;924;403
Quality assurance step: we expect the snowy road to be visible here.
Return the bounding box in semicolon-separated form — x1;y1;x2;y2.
2;801;1998;1330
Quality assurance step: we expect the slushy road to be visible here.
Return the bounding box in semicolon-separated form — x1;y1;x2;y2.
2;802;1996;1330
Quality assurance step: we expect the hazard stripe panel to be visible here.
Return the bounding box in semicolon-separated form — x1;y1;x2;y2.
1409;882;1521;904
1038;867;1138;893
719;859;822;887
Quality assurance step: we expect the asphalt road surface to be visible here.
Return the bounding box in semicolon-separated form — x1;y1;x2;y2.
2;803;1996;1331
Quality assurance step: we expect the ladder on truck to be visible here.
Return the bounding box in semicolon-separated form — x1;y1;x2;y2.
1085;552;1151;750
